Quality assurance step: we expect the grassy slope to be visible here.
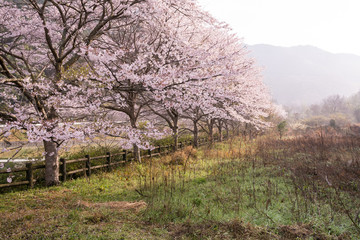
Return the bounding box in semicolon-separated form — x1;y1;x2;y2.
0;138;359;239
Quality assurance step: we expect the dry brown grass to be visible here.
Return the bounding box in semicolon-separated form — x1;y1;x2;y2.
79;200;147;212
255;127;360;235
257;127;360;192
169;219;277;240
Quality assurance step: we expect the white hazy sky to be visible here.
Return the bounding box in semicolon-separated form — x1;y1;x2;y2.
197;0;360;55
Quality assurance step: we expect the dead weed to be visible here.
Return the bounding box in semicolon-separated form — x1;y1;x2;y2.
169;219;276;240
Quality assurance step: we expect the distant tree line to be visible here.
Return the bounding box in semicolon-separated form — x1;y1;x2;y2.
287;91;360;127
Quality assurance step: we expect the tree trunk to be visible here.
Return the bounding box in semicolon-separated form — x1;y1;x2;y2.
225;123;229;139
193;121;199;148
133;143;141;163
130;117;141;162
236;123;241;136
217;121;223;141
230;123;237;138
208;119;214;145
172;113;179;151
173;126;179;151
43;140;60;186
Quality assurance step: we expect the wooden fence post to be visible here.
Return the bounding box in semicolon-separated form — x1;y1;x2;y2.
26;162;34;189
26;162;34;188
148;149;152;157
85;155;91;177
60;158;67;182
107;152;111;172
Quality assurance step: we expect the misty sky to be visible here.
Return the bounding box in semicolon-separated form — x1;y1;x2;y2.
198;0;360;55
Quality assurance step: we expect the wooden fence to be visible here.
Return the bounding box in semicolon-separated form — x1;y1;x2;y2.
0;136;219;190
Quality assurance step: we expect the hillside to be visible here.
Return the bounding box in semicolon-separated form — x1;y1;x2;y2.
248;44;360;105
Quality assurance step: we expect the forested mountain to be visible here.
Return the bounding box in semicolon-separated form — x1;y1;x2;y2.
248;44;360;105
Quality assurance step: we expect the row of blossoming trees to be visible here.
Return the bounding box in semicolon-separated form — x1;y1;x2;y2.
0;0;282;186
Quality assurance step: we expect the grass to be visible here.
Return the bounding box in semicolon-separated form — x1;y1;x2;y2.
0;145;44;160
0;171;168;239
1;134;360;239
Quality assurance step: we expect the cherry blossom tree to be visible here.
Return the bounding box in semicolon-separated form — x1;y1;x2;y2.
146;18;273;148
0;0;148;185
0;0;274;187
85;0;224;159
180;26;272;145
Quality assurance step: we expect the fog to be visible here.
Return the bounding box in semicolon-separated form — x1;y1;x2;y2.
248;44;360;105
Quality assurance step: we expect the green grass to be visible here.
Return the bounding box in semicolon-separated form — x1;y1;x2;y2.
0;139;359;239
138;156;357;239
0;171;168;239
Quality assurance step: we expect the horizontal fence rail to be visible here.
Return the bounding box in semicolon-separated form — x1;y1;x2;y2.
0;136;225;191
